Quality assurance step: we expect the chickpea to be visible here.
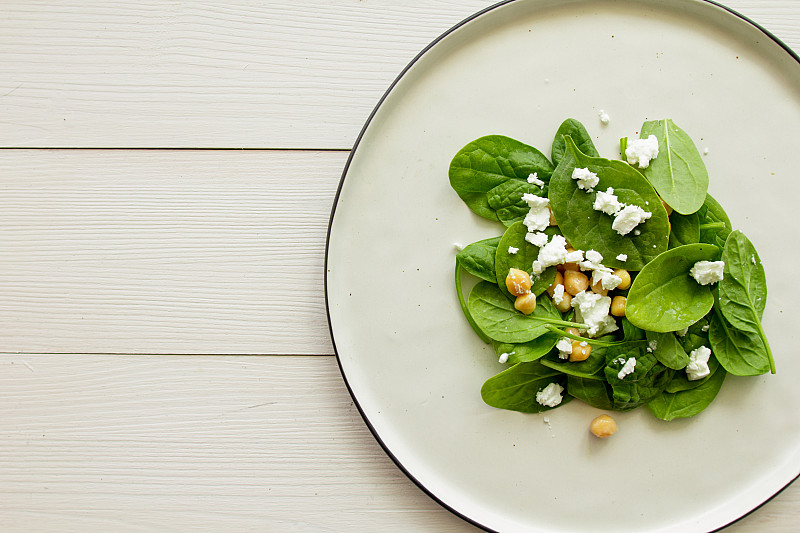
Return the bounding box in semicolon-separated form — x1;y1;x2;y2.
611;296;627;317
554;292;572;312
614;269;631;291
590;414;618;438
514;292;537;314
662;199;673;216
570;340;591;362
506;268;532;296
564;270;589;296
546;271;564;297
565;327;581;337
560;262;580;272
590;277;609;296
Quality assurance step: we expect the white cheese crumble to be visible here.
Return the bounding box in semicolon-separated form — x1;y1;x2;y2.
625;135;659;169
647;340;658;353
571;290;615;336
532;234;569;275
522;194;551;233
565;249;584;264
616;254;628;262
676;327;689;337
617;357;637;380
527;172;545;187
701;324;709;332
593;187;623;215
508;246;519;255
498;352;513;364
525;231;549;247
556;337;573;359
690;260;725;285
598;109;610;125
552;283;565;305
686;346;712;381
536;382;564;407
571;167;599;191
611;204;652;236
454;243;464;251
585;249;603;264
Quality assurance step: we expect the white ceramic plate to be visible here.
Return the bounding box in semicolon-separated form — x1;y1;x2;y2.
326;1;800;531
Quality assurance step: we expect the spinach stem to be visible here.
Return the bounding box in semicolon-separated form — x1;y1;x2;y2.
454;262;491;344
545;324;644;346
698;222;726;230
756;320;776;374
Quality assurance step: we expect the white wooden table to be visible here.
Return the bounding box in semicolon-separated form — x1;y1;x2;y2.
1;1;798;531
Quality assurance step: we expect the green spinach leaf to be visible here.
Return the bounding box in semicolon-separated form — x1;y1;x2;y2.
486;180;547;228
639;119;709;215
665;355;720;393
551;118;599;167
626;244;720;332
648;366;726;421
540;343;608;379
493;335;559;364
603;346;673;411
697;194;732;247
548;136;669;271
456;237;501;282
449;136;554;221
668;212;700;248
567;375;614;410
708;307;771;376
646;330;690;370
480;361;570;413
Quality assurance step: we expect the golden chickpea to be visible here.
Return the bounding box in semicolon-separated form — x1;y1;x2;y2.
546;271;564;296
560;262;580;272
662;199;673;216
514;292;537;315
590;277;609;296
570;340;591;362
506;268;532;296
564;270;589;296
590;414;618;438
554;292;572;312
565;327;581;337
611;296;627;317
614;269;631;291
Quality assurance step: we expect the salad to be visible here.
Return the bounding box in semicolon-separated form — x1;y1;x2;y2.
451;118;773;425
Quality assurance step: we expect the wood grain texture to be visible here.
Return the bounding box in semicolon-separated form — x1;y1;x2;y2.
1;0;798;149
0;354;796;533
0;149;344;355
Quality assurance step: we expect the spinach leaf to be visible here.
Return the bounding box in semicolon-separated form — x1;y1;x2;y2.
551;118;599;167
626;244;720;332
697;194;732;247
480;361;570;413
567;375;614;410
494;222;557;297
621;318;645;341
665;355;720;393
646;330;690;370
668;212;700;248
468;281;570;343
540;343;607;379
493;334;559;364
717;230;774;373
548;136;670;271
639;119;709;215
456;237;501;282
449;136;554;221
648;366;727;421
603;345;673;412
487;180;546;227
708;307;771;376
455;262;491;344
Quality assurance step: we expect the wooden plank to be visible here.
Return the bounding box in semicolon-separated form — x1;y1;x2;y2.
1;0;799;149
0;354;796;532
0;149;345;355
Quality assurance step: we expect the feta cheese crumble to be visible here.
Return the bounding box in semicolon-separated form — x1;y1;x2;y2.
598;109;610;125
617;357;637;380
585;249;603;264
556;337;573;359
571;290;616;336
522;194;551;233
611;204;652;236
593;187;623;215
536;382;564;407
532;234;569;275
572;167;599;191
552;283;565;305
625;135;659;169
498;352;514;364
527;172;545;188
616;254;628;262
686;346;712;381
525;231;549;247
508;246;519;255
690;260;725;285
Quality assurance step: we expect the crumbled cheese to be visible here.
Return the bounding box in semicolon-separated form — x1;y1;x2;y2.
454;243;464;251
585;250;603;264
552;283;565;305
508;246;519;255
625;135;659;169
611;204;652;236
676;327;689;337
565;250;584;264
498;352;513;364
593;187;623;215
701;324;709;332
536;382;564;407
522;194;551;233
690;260;725;285
616;254;627;262
703;147;709;155
633;229;641;236
592;315;619;337
598;109;610;125
686;346;712;381
751;254;756;265
600;272;623;290
617;357;637;380
647;340;658;353
556;337;573;359
571;290;614;336
572;167;599;191
532;234;569;275
527;172;545;187
525;231;549;247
